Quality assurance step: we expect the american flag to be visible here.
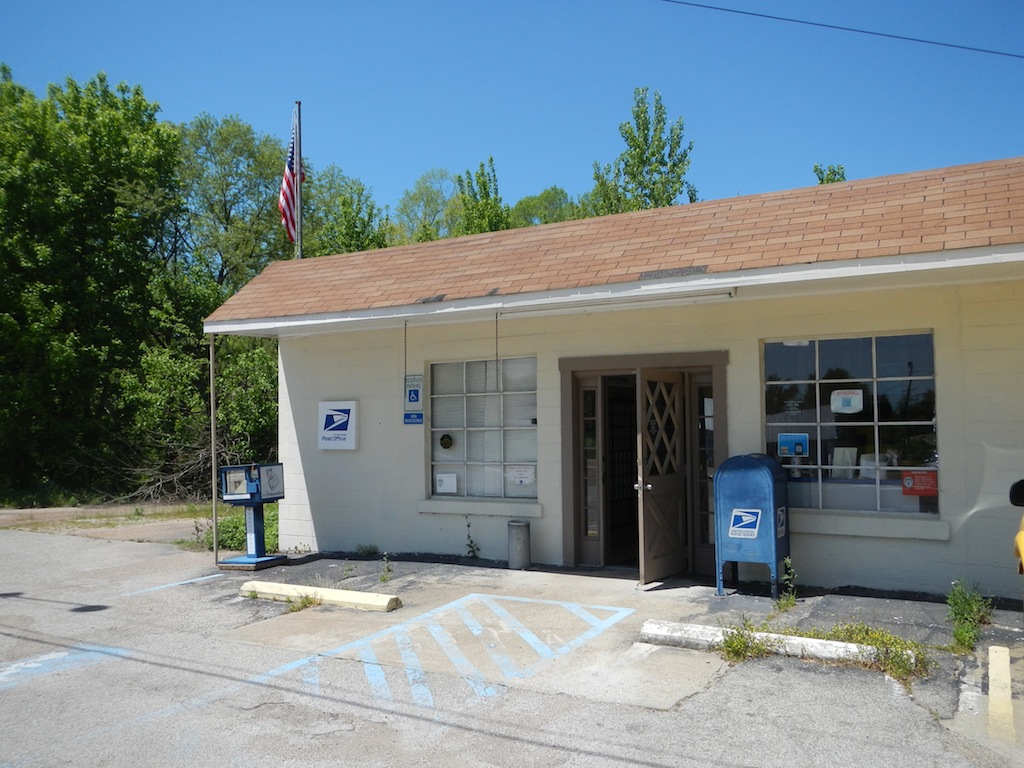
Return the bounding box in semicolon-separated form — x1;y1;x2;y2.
279;116;299;243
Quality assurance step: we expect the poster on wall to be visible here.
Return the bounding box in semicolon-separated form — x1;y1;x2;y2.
318;400;359;450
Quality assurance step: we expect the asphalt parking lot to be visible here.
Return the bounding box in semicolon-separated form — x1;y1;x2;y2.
1;513;1022;766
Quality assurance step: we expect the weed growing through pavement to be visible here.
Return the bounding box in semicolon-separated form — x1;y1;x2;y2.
287;593;322;612
379;552;393;583
773;557;798;613
719;617;780;662
945;579;992;653
465;516;480;559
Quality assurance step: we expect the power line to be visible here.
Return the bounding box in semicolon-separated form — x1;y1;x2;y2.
657;0;1024;61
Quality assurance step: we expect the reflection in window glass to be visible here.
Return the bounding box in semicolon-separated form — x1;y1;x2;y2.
763;334;937;514
764;341;815;382
876;334;934;378
819;337;872;379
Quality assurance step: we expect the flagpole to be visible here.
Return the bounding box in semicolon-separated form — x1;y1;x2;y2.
294;101;303;259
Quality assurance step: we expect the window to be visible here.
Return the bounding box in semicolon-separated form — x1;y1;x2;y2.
430;357;537;499
763;333;937;514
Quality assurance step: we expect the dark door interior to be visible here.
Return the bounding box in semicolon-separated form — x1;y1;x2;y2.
604;377;638;566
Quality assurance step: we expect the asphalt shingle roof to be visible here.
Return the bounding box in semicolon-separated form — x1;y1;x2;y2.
206;157;1024;325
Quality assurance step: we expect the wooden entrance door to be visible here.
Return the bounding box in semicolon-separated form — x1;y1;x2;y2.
637;369;688;584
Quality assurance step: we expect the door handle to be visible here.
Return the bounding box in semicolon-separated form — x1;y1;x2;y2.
633;483;653;491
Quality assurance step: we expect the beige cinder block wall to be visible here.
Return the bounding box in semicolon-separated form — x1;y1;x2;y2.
276;274;1024;598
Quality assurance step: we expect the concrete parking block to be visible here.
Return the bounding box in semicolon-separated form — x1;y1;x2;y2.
239;579;401;612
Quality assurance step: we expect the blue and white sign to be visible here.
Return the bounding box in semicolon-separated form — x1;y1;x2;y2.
404;374;424;425
405;375;423;412
830;388;864;415
728;508;762;539
777;433;809;458
318;400;358;450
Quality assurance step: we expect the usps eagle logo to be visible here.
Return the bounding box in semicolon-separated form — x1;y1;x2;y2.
728;508;762;539
323;409;351;432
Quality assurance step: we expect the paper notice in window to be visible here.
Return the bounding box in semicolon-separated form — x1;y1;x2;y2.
507;465;536;486
830;389;863;415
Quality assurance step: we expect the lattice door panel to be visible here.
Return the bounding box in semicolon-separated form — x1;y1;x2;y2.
641;378;681;477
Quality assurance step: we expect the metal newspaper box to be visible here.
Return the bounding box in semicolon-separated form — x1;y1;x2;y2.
218;463;285;567
714;454;790;598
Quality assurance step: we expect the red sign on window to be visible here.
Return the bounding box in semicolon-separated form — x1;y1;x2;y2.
902;470;938;497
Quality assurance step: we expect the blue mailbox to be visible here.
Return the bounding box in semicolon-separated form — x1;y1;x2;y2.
714;454;790;598
218;463;285;567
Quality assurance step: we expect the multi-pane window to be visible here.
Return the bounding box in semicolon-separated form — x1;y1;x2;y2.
430;357;537;499
763;333;938;514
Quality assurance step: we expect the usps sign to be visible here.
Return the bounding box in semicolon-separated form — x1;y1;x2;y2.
728;508;762;539
318;400;358;450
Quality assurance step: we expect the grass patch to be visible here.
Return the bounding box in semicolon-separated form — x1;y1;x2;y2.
199;505;279;552
718;617;932;683
787;621;931;682
2;503;213;534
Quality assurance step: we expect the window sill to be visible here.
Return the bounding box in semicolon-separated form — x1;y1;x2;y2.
790;508;949;541
417;499;543;518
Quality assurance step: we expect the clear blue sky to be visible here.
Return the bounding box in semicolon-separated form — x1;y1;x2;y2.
2;0;1022;211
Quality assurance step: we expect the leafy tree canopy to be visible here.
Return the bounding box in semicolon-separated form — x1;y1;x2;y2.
178;113;291;294
453;157;512;235
510;186;579;228
305;164;392;255
0;66;180;496
395;168;458;243
814;163;847;184
583;87;697;216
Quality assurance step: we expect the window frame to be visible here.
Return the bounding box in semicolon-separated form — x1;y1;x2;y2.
429;356;538;500
762;332;938;515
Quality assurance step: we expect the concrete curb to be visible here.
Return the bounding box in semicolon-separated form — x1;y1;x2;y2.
240;580;402;612
640;618;891;663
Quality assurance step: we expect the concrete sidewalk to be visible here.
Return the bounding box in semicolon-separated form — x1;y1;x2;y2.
246;551;1023;647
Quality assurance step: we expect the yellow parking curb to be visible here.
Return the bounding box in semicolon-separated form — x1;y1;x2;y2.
240;580;401;612
987;645;1016;742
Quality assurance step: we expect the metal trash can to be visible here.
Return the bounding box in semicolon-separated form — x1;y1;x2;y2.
714;453;790;598
508;520;531;570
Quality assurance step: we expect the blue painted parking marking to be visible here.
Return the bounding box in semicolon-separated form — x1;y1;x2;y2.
31;593;634;752
124;573;224;596
305;592;634;708
0;645;131;691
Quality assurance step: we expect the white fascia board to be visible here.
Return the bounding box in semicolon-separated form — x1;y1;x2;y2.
204;244;1024;338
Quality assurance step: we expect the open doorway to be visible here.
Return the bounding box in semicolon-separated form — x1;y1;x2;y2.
564;353;726;584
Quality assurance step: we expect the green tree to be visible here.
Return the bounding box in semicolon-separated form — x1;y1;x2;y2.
510;186;580;227
119;113;291;499
453;157;512;235
584;87;697;215
0;66;180;498
305;164;392;255
814;163;847;184
177;114;291;294
395;168;459;242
